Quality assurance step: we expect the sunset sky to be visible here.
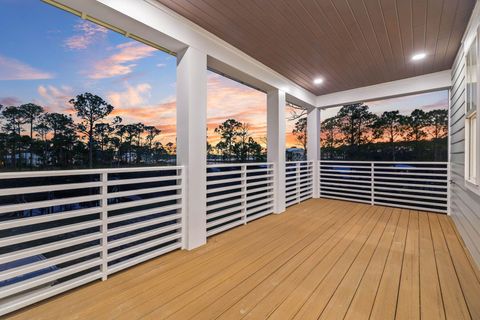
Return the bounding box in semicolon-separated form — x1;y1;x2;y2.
0;0;448;150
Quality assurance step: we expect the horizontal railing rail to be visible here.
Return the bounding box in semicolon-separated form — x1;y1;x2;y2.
206;163;275;236
0;166;184;315
319;161;449;213
285;161;314;207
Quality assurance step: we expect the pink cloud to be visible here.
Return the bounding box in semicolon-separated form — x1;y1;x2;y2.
107;82;152;108
37;85;74;113
106;82;177;144
206;72;267;144
89;42;156;79
0;55;53;80
0;96;21;105
109;99;177;144
64;21;108;50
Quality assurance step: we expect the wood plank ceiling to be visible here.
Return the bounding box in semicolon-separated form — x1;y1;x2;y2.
155;0;475;95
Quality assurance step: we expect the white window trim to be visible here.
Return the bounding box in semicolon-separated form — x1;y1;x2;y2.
465;28;480;196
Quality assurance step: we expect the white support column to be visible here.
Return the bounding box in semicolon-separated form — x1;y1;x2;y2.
267;89;286;213
176;46;207;250
307;107;321;198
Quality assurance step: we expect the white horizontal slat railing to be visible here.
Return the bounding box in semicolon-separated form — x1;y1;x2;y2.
319;161;449;213
285;161;314;207
0;166;184;316
206;163;275;236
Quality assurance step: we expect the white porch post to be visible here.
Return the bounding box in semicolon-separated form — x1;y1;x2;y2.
307;107;321;198
267;89;286;213
176;46;207;250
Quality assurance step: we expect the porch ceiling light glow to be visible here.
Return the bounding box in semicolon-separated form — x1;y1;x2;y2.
313;77;324;85
411;52;427;61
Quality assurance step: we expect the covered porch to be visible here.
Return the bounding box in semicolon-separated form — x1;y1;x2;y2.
1;0;480;317
9;198;480;320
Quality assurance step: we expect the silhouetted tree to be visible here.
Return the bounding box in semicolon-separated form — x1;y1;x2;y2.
247;137;263;161
145;126;161;150
428;109;448;140
320;116;339;159
428;109;448;160
286;102;307;120
34;116;51;166
336;104;376;158
165;142;176;155
69;93;113;168
1;106;26;168
235;123;250;161
372;111;406;160
404;109;429;142
214;119;242;161
45;113;76;166
19;103;43;167
292;117;307;159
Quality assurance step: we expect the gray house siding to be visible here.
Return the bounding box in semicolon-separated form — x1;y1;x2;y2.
450;39;480;268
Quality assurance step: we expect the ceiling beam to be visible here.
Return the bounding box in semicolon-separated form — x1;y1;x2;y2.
316;70;452;109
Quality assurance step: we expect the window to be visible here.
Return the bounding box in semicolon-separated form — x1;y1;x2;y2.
465;35;479;189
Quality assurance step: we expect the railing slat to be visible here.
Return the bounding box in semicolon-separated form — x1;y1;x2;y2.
205;163;275;236
318;160;448;213
284;161;314;207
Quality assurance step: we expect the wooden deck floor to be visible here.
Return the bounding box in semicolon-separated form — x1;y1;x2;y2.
8;199;480;320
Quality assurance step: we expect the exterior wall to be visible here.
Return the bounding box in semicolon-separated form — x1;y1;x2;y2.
450;4;480;267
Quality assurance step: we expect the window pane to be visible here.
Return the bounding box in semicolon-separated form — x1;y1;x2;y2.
466;38;477;115
469;115;477;182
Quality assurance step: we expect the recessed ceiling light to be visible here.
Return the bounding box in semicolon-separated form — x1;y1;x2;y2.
412;52;427;61
313;78;324;85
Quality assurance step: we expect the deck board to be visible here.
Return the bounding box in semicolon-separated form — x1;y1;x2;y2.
7;199;480;320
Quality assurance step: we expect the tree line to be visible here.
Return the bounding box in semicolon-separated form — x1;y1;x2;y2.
321;103;448;161
0;92;176;171
207;118;266;162
1;96;446;169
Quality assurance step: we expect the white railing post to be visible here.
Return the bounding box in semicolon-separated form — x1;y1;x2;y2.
447;162;451;215
307;108;321;198
242;164;247;224
176;46;207;250
371;162;375;206
180;167;187;249
100;171;108;280
318;160;322;197
267;89;286;214
294;162;300;203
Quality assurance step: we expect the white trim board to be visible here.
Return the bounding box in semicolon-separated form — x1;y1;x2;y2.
316;70;452;108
